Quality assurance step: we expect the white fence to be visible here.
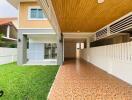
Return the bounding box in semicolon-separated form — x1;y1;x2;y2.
0;47;17;65
80;42;132;84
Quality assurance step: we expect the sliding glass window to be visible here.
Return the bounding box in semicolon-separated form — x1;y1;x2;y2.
44;43;57;59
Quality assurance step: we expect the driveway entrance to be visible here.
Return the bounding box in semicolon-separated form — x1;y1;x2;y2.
48;59;132;100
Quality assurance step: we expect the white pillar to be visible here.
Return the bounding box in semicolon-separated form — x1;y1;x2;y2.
7;25;10;38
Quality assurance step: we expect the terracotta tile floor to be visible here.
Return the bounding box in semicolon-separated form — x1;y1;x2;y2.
48;59;132;100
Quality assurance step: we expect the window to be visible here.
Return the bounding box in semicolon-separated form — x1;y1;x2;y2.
81;43;84;49
44;43;57;59
76;43;85;49
76;43;80;49
28;7;47;20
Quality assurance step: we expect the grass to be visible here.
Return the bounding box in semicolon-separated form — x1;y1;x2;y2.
0;62;59;100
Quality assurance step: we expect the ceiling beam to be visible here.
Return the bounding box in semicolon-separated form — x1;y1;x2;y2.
63;32;94;39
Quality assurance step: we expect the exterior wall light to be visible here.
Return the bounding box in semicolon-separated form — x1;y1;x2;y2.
18;38;21;42
77;30;80;32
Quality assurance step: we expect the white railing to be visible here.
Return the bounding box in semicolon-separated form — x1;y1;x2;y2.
80;42;132;84
0;47;17;65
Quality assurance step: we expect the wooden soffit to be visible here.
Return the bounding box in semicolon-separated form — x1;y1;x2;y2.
52;0;132;32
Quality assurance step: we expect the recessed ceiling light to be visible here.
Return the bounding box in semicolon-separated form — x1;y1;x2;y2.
77;30;80;32
98;0;104;3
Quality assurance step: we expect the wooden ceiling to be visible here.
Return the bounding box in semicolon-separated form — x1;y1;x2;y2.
52;0;132;32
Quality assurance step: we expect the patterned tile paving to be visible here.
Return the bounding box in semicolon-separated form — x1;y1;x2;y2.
48;59;132;100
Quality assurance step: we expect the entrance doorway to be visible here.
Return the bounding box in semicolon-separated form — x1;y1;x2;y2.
64;38;86;60
76;43;85;59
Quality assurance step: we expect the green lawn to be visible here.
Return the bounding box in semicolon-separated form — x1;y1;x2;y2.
0;63;59;100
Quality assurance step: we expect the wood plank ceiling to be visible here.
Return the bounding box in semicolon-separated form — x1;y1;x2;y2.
52;0;132;32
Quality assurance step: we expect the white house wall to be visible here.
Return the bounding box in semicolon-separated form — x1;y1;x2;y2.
28;34;57;61
28;34;57;43
28;43;44;60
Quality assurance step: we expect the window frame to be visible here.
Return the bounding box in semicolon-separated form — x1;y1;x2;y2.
28;6;48;20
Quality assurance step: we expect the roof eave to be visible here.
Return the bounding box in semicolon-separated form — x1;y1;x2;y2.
7;0;37;9
7;0;20;8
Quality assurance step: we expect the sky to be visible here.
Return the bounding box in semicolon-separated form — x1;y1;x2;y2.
0;0;17;18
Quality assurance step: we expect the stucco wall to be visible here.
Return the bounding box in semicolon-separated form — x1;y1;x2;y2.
19;2;52;28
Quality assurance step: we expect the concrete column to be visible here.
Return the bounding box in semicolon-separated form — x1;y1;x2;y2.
17;31;27;65
57;35;63;65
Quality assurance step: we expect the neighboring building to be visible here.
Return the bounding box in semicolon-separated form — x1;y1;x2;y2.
8;0;58;65
0;18;17;47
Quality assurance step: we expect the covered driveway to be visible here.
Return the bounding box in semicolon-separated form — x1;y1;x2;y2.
48;59;132;100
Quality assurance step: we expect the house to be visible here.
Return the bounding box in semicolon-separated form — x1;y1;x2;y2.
8;0;58;65
0;18;17;47
7;0;132;99
7;0;132;65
